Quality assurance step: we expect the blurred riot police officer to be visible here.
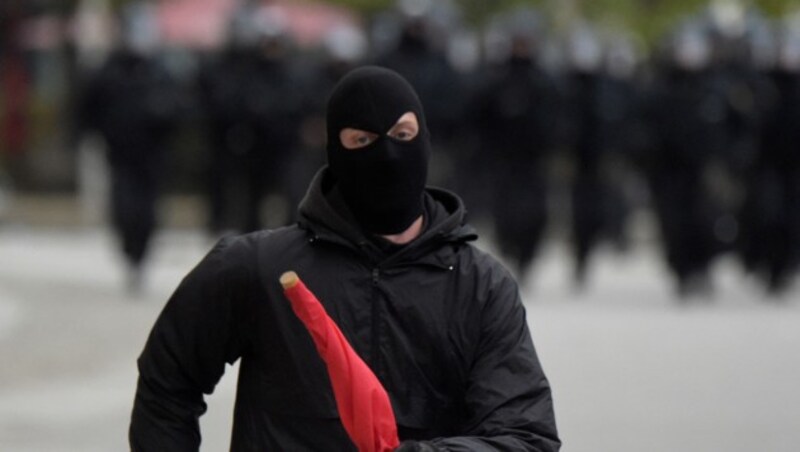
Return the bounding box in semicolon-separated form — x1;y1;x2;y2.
562;25;611;286
80;2;182;291
643;25;727;297
562;26;645;288
198;6;302;235
738;27;800;294
374;7;464;187
470;28;561;279
287;24;368;222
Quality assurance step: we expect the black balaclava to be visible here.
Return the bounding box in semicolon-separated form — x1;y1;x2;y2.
326;66;431;235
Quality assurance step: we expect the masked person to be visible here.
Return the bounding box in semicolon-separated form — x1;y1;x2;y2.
129;66;560;451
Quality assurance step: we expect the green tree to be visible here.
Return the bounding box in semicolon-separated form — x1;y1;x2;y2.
326;0;799;46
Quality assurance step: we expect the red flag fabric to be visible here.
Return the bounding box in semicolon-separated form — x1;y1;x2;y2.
280;271;400;452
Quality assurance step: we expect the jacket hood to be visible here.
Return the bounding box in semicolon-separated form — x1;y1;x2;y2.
297;167;477;260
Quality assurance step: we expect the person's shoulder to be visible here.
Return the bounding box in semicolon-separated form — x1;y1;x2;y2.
458;243;518;286
236;224;306;244
209;225;306;259
448;244;524;317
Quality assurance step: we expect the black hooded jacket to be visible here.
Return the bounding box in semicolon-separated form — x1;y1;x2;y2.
130;168;560;451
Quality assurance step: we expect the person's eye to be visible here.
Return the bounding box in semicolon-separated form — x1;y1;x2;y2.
387;125;418;141
340;128;378;150
391;130;413;141
387;112;419;141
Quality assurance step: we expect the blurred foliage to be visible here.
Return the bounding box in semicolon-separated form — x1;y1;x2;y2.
582;0;800;43
37;0;800;44
324;0;394;14
328;0;800;46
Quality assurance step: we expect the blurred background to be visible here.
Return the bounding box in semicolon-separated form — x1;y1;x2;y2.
1;0;799;451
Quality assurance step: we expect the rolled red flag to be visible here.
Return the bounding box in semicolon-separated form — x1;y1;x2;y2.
280;271;400;452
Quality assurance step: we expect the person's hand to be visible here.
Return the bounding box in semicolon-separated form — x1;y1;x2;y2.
394;440;441;452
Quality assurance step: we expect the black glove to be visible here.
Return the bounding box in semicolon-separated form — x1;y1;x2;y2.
394;440;441;452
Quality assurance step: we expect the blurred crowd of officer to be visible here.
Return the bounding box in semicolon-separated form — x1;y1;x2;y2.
74;0;800;298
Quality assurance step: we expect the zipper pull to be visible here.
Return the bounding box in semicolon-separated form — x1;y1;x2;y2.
372;268;380;283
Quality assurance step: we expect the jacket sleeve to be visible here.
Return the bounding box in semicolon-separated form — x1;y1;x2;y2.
129;238;250;451
432;271;560;452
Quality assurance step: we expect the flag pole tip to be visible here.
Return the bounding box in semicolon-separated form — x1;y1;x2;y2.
280;271;299;289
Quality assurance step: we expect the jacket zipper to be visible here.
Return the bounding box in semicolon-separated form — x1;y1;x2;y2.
370;267;382;379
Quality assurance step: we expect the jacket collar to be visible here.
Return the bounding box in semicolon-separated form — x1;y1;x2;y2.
297;167;477;265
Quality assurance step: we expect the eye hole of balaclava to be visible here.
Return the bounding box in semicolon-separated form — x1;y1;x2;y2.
325;66;431;235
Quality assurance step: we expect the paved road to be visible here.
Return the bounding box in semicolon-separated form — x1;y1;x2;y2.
0;225;798;451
